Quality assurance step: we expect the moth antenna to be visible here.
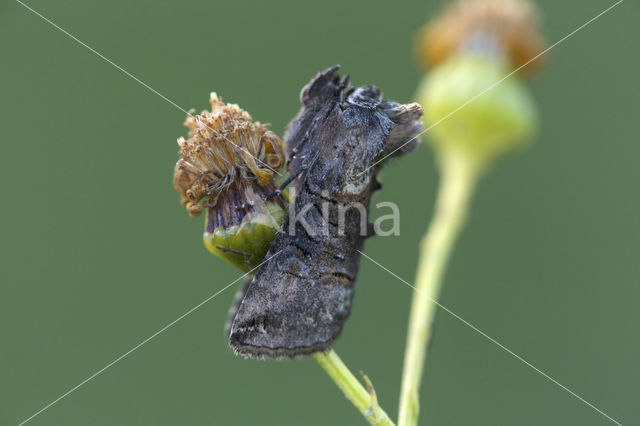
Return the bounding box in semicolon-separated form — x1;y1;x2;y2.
266;147;322;201
338;74;351;103
265;165;305;200
340;74;350;88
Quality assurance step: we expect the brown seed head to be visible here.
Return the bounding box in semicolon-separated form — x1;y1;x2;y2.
173;93;286;217
416;0;545;75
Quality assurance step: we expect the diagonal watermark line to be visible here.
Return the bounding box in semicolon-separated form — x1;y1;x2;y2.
220;133;284;177
14;0;282;177
360;0;624;176
17;250;281;426
357;250;624;426
14;0;190;115
13;0;626;424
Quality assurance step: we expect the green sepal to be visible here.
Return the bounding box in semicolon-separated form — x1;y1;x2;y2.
203;201;286;272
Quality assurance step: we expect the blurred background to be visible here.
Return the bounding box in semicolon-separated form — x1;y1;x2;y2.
1;0;638;424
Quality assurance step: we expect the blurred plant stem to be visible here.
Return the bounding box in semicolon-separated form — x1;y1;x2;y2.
397;149;482;426
315;350;395;425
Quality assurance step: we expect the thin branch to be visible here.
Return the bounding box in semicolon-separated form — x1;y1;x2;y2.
315;350;395;425
397;151;481;426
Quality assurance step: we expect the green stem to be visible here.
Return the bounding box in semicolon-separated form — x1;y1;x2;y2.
397;150;482;426
315;350;395;425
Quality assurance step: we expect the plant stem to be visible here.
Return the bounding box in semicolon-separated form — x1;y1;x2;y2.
315;350;395;425
397;150;482;426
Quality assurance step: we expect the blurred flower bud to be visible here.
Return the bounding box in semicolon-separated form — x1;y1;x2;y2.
415;0;544;171
173;93;288;271
417;50;537;169
416;0;544;76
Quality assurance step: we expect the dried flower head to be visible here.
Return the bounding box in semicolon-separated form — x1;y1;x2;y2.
173;93;286;217
416;0;545;74
173;93;288;271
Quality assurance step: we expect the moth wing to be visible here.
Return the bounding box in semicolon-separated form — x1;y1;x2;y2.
228;244;355;359
224;276;252;339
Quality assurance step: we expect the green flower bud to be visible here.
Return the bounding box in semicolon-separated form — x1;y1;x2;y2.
417;50;537;170
202;182;287;272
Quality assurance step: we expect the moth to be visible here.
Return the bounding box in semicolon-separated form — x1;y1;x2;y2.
227;66;423;358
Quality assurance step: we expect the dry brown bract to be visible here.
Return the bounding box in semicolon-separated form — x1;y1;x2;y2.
417;0;545;74
173;93;286;217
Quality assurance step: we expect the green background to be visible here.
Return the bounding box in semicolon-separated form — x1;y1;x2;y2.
1;0;638;425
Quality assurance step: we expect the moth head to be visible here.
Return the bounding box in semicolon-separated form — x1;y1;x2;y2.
380;101;424;158
345;87;423;164
342;90;424;189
